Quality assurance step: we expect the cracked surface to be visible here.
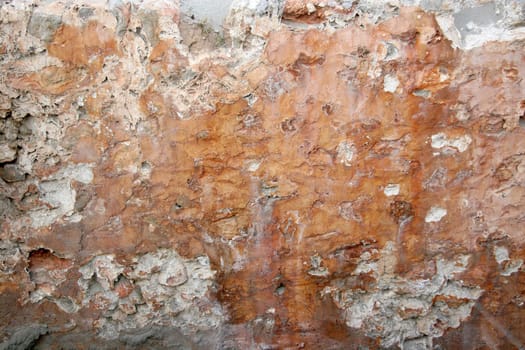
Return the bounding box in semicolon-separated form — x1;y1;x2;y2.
1;0;525;349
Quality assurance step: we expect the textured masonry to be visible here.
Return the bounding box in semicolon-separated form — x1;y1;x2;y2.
1;0;525;349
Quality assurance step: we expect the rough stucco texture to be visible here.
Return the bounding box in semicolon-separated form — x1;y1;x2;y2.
1;0;525;349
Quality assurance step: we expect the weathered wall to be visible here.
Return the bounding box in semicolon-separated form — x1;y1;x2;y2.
0;0;524;349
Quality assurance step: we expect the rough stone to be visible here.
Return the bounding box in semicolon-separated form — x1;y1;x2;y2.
0;0;525;348
27;12;62;43
0;143;16;164
0;324;48;350
0;164;25;182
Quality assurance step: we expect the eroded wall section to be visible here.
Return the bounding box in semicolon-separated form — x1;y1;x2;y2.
1;0;525;349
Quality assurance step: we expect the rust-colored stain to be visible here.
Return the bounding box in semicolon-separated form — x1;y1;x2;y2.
1;3;525;349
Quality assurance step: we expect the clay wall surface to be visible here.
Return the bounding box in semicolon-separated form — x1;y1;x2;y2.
0;0;525;348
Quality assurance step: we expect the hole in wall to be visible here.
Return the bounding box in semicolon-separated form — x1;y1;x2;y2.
275;283;285;296
519;100;525;128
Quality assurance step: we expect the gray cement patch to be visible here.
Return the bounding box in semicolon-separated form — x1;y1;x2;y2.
180;0;233;31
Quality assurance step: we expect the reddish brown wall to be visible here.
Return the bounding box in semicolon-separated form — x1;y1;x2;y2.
1;1;525;348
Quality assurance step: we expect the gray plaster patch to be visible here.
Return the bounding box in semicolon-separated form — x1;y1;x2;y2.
78;7;94;20
27;12;62;42
326;0;525;50
28;164;93;228
454;2;503;36
74;250;224;340
325;242;482;348
181;0;233;31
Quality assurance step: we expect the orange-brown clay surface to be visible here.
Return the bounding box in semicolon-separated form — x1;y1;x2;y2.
1;1;525;349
